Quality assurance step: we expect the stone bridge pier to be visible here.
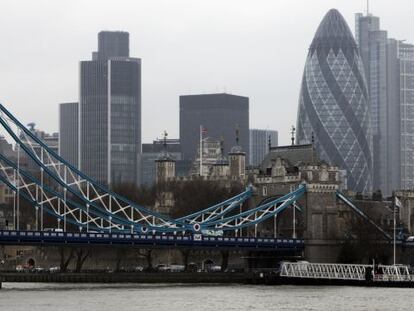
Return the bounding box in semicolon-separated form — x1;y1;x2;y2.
304;183;343;262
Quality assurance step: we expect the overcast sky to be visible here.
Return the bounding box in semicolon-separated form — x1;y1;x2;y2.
0;0;413;145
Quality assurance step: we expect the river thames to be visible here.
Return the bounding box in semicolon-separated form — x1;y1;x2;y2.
1;283;414;310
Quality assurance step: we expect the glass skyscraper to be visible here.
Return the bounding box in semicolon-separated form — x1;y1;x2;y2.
59;102;79;168
249;129;278;166
80;31;141;186
355;13;390;194
296;9;373;193
387;40;414;190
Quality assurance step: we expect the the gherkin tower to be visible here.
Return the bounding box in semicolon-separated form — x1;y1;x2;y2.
296;9;372;193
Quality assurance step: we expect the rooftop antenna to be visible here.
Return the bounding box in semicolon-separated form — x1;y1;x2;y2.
366;0;370;15
290;125;296;146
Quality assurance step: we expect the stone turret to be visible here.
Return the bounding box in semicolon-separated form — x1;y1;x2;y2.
211;137;229;178
155;131;176;184
228;126;246;181
154;131;175;215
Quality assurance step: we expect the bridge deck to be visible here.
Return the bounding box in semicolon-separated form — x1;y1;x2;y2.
0;230;304;251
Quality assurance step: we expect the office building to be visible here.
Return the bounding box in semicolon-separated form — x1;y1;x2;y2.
355;12;390;193
59;102;79;167
18;124;59;174
179;93;249;163
387;40;414;190
296;9;373;193
355;12;414;193
80;31;141;186
249;129;278;166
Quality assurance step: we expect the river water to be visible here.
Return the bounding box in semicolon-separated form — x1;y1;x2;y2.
1;283;413;310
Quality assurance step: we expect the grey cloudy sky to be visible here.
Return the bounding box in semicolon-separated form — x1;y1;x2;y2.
0;0;412;145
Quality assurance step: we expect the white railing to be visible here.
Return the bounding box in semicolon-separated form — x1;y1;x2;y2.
280;262;413;282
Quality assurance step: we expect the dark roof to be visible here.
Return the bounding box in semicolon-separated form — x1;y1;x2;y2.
260;144;318;172
142;141;181;153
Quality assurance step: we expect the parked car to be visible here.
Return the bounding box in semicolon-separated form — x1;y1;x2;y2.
207;265;222;272
156;264;170;272
169;264;185;272
49;266;60;273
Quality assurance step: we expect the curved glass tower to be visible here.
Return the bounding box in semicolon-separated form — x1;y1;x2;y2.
296;9;372;193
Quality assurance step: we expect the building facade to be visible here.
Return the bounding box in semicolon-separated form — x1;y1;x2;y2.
296;9;373;193
18;124;59;174
179;93;249;163
59;102;79;167
249;129;278;167
355;12;414;193
80;31;141;186
394;42;414;189
355;13;392;194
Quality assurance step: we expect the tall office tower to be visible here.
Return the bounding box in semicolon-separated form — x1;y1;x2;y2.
80;31;141;186
387;40;414;190
59;102;79;167
296;9;372;193
249;129;278;166
179;93;249;163
96;31;129;60
355;12;390;193
398;43;414;189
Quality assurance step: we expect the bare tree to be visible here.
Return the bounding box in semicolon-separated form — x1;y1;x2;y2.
137;249;154;271
74;247;91;272
59;247;74;272
220;250;229;272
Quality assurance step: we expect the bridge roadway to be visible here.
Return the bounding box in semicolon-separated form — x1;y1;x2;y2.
0;230;304;251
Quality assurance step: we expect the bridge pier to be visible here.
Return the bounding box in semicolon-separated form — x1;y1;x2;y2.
304;182;341;262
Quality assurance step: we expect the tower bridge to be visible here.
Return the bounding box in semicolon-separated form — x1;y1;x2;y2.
0;104;411;270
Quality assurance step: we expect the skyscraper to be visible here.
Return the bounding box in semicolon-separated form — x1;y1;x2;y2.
80;31;141;186
397;42;414;189
179;93;249;163
355;12;414;193
96;31;129;60
355;12;389;193
387;40;414;190
296;9;372;193
249;129;278;166
59;102;79;168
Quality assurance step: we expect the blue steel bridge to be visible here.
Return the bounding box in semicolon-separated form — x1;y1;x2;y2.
0;104;395;253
